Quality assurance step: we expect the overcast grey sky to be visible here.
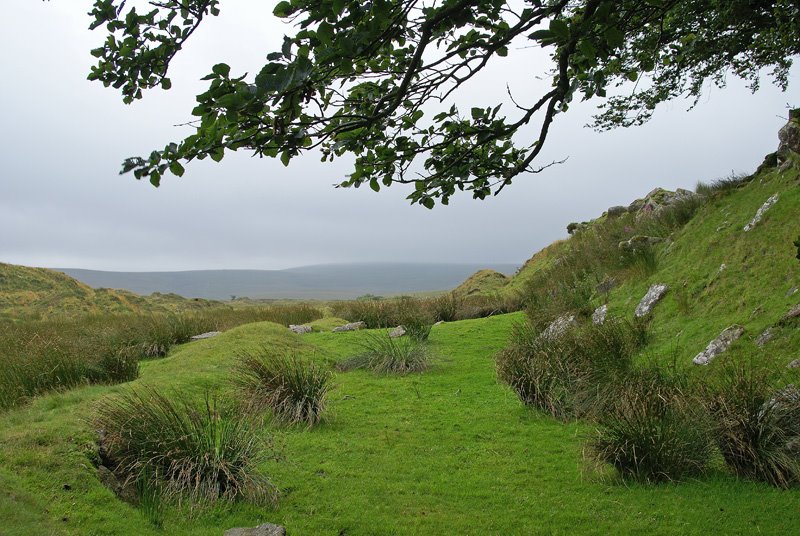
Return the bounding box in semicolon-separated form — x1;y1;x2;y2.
1;2;796;271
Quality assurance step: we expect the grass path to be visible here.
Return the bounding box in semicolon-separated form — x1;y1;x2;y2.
1;316;798;534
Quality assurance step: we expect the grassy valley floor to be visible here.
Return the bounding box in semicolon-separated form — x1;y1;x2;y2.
1;316;799;535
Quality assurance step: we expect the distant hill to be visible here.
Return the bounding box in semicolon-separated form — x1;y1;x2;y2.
0;263;217;321
55;263;520;300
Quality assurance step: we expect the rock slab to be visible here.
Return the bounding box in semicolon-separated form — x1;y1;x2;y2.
191;331;221;340
692;325;745;365
542;315;577;340
224;523;286;536
592;305;608;325
332;321;367;333
388;325;406;338
743;194;779;232
289;325;312;334
756;328;775;348
634;284;668;318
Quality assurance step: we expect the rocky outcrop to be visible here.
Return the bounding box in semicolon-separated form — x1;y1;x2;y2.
224;523;287;536
634;284;668;317
389;326;406;338
289;325;312;334
628;188;697;218
618;235;665;251
692;325;745;365
777;110;800;162
743;194;779;232
191;331;220;340
592;304;608;325
606;206;627;218
787;359;800;370
332;321;366;333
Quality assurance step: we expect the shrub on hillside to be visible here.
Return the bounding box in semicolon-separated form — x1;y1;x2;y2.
589;368;712;483
706;365;800;488
94;389;275;506
234;349;332;426
695;173;752;199
496;319;645;421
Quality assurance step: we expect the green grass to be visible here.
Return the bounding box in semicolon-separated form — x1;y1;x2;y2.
1;316;799;534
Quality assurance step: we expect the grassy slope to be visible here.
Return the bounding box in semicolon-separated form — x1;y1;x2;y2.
1;317;799;535
604;166;800;371
452;269;509;297
0;263;218;321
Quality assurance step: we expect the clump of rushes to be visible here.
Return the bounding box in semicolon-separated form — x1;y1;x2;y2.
94;388;275;507
496;319;644;421
707;365;800;488
588;368;713;483
234;349;332;426
341;332;431;375
403;319;433;342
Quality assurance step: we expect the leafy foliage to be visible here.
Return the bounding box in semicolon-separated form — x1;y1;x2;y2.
87;0;799;206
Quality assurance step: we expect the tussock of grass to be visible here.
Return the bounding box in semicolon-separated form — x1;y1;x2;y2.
340;332;431;375
707;365;800;488
234;349;332;426
94;388;276;507
496;319;646;421
589;368;713;483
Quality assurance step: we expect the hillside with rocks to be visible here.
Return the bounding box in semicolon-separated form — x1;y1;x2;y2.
455;113;800;370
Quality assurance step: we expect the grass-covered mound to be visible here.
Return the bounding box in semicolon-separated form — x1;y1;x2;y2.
452;269;509;297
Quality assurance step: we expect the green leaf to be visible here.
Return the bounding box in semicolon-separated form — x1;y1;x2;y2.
549;19;569;40
280;151;290;166
169;161;185;177
212;63;230;77
471;107;484;120
605;27;625;49
273;1;293;18
160;77;172;90
421;197;434;209
529;29;553;41
369;178;380;192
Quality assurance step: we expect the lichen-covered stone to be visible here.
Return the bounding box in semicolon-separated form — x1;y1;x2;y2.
618;235;665;251
224;523;286;536
634;284;668;317
592;305;608;325
743;194;779;232
778;115;800;158
332;321;366;332
692;325;745;365
190;331;221;340
756;328;775;348
289;325;312;334
388;325;406;338
787;359;800;370
542;315;577;340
